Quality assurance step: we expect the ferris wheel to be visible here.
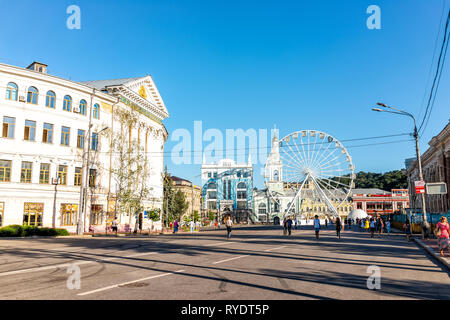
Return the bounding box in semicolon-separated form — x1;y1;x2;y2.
265;130;355;218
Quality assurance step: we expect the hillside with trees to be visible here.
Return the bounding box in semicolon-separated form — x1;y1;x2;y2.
353;170;407;191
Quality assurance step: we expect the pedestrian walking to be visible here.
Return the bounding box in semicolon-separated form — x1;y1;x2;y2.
226;216;233;239
287;217;293;236
283;217;287;235
365;218;370;232
403;219;412;242
112;217;118;236
348;218;352;230
313;215;320;240
376;216;383;237
173;219;179;233
325;218;328;228
386;218;391;235
294;218;298;230
336;217;342;239
369;218;375;238
435;216;449;257
189;220;194;233
214;221;218;229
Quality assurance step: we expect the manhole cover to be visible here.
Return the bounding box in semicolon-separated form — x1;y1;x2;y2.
119;282;149;288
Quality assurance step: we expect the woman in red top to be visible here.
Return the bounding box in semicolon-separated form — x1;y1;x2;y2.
435;216;449;257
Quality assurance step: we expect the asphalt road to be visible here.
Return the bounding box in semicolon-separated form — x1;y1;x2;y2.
0;225;449;300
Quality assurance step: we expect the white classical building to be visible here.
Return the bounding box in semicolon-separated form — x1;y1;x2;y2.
0;61;169;232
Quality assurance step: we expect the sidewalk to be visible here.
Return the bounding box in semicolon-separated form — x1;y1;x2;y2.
413;238;450;269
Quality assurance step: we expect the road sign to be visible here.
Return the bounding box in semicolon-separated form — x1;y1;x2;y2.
415;180;425;194
144;210;148;219
426;182;447;195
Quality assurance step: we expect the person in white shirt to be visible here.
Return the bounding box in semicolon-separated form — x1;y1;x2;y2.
225;217;233;239
313;215;321;240
189;220;194;233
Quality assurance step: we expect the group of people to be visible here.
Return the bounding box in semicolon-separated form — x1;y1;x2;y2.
356;216;392;238
171;219;202;234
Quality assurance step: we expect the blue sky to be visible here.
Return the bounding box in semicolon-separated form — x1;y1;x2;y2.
1;0;449;188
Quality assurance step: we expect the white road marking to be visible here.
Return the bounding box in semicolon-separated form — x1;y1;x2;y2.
0;251;159;277
205;241;235;247
77;269;186;296
264;246;286;252
212;255;248;265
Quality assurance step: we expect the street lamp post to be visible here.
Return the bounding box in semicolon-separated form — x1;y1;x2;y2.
372;102;430;238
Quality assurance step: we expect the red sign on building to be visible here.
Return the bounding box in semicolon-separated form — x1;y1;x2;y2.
415;181;425;194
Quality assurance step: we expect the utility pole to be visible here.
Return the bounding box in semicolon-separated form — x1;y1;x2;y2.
52;173;60;229
372;103;430;238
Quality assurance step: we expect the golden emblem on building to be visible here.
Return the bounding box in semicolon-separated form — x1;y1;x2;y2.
139;85;147;99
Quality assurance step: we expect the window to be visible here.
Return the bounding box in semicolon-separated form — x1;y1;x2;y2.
91;132;98;151
207;202;217;210
6;82;18;101
89;169;97;187
39;163;50;184
24;120;36;141
42;123;53;143
79;99;87;115
60;204;78;226
93;103;100;119
74;167;82;186
237;182;246;189
23;203;43;226
2;116;15;138
274;202;280;212
207;191;217;199
273;170;279;181
27;87;38;104
61;126;70;146
90;205;103;225
77;129;85;148
207;182;217;189
58;165;67;185
208;172;211;178
0;160;12;182
63;95;72;111
21;161;32;183
45;91;56;108
237;190;247;199
357;202;362;209
258;203;267;214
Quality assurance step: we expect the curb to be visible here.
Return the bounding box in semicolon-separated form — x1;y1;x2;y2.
413;238;450;269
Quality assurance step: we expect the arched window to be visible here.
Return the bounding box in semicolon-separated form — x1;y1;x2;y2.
6;82;18;101
27;86;38;104
45;91;56;108
79;99;87;115
237;182;246;189
63;95;72;111
273;170;279;181
93;103;100;119
207;182;217;190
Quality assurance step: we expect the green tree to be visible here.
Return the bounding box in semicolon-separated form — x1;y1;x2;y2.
208;211;216;222
109;108;150;226
148;208;161;221
193;210;200;223
163;169;175;227
172;190;189;222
